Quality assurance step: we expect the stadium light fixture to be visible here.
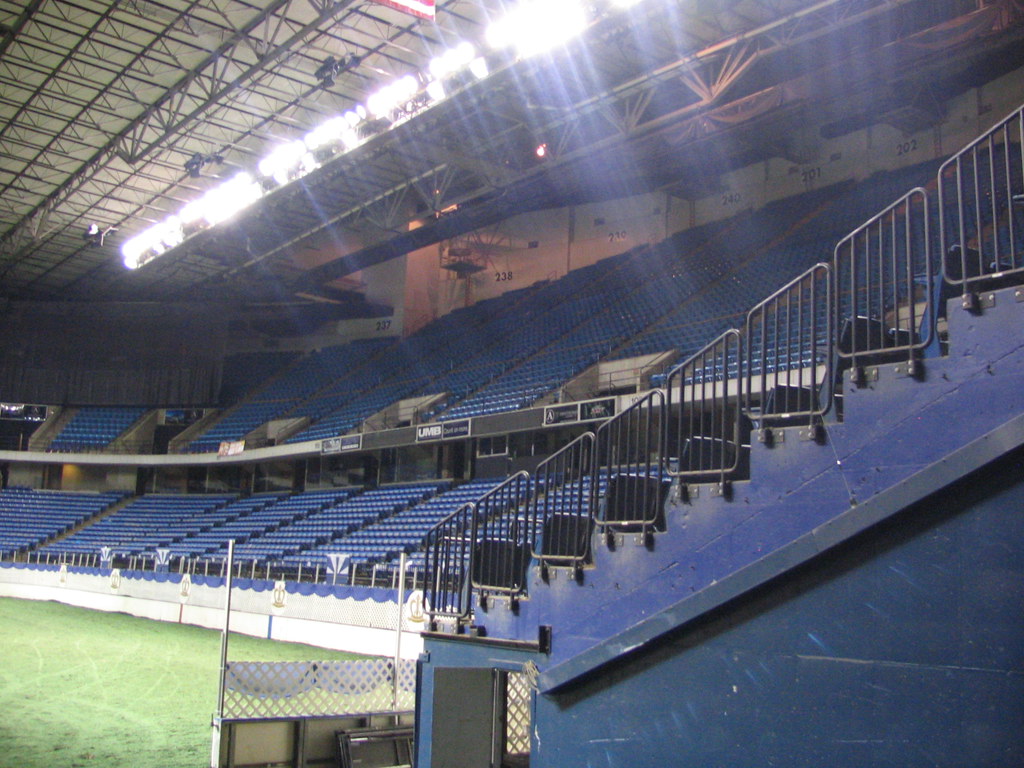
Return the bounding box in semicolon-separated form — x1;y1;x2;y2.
83;222;117;247
121;175;260;269
184;153;205;178
122;217;184;269
183;152;224;178
469;57;489;80
315;56;340;87
258;140;308;186
428;42;477;81
426;79;446;103
486;0;587;58
305;116;349;151
121;27;503;272
367;75;419;118
426;43;489;104
194;173;262;226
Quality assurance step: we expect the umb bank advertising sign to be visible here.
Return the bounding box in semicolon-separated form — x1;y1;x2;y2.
416;419;471;442
372;0;434;20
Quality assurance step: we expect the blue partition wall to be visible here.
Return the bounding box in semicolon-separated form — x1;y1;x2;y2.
534;451;1024;768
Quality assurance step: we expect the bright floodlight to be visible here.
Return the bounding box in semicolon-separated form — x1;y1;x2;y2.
469;57;489;80
340;128;361;150
179;173;262;227
428;41;477;80
122;175;262;269
367;75;419;118
486;0;587;58
121;229;152;269
426;79;446;103
305;116;348;151
258;139;307;185
121;218;183;269
201;174;262;225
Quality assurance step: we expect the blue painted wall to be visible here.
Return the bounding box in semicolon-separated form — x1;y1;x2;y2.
532;449;1024;767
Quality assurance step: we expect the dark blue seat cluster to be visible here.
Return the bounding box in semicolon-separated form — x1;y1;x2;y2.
619;162;941;373
297;477;506;573
0;487;124;556
48;407;147;452
164;492;295;558
272;480;458;569
224;486;411;564
5;478;517;575
190;339;391;452
42;493;237;558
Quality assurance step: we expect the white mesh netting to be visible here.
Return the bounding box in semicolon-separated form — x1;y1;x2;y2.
222;658;416;719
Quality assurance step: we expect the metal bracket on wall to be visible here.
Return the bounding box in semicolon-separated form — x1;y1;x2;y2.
709;481;732;499
800;423;825;443
851;365;879;388
757;427;784;446
893;359;922;379
962;291;996;312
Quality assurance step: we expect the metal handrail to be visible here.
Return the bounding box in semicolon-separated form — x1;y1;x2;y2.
423;501;476;624
939;102;1024;293
531;432;596;569
594;389;666;532
468;471;533;598
834;188;933;367
666;329;745;481
744;263;833;423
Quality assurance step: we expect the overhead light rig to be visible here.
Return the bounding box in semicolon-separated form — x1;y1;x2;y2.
119;0;646;272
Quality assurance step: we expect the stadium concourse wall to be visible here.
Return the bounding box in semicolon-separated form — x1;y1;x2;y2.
0;562;424;659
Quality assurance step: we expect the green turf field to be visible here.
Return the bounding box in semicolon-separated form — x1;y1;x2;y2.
0;597;366;768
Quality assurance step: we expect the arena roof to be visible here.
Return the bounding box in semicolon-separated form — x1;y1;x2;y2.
1;0;1022;319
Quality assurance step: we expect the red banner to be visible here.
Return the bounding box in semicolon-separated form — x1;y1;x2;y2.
372;0;435;20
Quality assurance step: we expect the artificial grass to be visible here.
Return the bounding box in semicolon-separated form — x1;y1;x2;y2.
0;597;367;768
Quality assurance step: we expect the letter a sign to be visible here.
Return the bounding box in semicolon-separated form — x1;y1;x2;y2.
372;0;434;20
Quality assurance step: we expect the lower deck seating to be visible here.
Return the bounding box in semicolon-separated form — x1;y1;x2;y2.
0;488;125;556
42;493;237;558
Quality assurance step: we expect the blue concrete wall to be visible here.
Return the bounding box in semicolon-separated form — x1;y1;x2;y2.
532;448;1024;767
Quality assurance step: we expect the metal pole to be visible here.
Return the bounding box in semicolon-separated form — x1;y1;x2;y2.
392;553;408;711
210;539;235;768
